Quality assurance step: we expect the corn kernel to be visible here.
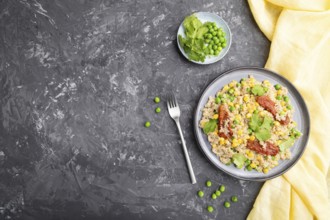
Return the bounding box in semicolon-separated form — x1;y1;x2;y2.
235;115;241;121
255;102;259;106
274;121;280;126
241;82;247;87
219;138;225;145
247;113;252;118
281;101;286;106
248;152;254;158
276;140;282;145
213;114;219;119
259;111;265;117
277;90;282;95
257;155;263;161
250;163;256;168
235;104;240;109
232;139;238;147
229;81;236;88
263;168;269;174
245;149;250;154
228;102;233;106
223;85;229;91
249;135;255;141
248;109;254;113
234;91;240;96
243;96;250;103
283;107;287;112
238;139;243;144
237;130;243;136
212;144;217;148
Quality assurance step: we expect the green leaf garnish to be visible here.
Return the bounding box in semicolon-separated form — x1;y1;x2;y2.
202;119;217;134
232;153;247;169
249;113;273;141
279;137;295;151
251;85;266;96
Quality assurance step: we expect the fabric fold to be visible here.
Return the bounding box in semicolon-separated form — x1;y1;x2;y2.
247;1;330;219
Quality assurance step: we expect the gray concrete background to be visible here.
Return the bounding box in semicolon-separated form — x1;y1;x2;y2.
0;0;270;219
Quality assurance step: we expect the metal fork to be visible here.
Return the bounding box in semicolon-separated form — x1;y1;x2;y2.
167;93;196;184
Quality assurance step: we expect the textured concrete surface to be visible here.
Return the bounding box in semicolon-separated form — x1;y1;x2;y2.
0;0;270;219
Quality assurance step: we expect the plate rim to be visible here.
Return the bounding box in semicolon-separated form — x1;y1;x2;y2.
193;66;310;181
176;11;232;65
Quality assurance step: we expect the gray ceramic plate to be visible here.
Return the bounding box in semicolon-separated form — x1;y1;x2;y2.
194;67;310;181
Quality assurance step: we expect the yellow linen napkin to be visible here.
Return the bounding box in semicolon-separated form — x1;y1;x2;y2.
247;1;330;219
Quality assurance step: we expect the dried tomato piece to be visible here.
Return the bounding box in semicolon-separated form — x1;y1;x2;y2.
218;105;232;139
279;115;290;125
256;95;276;117
247;139;279;156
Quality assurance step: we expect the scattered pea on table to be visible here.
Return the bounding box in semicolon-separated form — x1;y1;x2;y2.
211;193;217;200
207;205;214;213
224;201;231;208
206;180;212;187
154;96;160;103
197;190;204;198
231;196;238;202
215;190;221;197
144;121;151;128
219;185;225;192
155;107;161;113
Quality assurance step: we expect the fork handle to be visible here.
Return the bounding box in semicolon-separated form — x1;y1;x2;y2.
175;120;197;184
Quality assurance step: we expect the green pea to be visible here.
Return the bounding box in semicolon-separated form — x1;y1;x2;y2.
283;96;289;102
264;87;269;92
155;107;161;113
211;193;217;200
248;128;253;135
247;165;253;171
214;38;220;44
287;105;292;110
210;49;214;55
205;39;211;43
233;119;238;125
236;83;241;87
197;190;204;198
274;84;281;90
207;205;214;213
215;190;221;196
245;159;251;166
229;106;235;112
154;97;160;103
220;37;225;43
213;27;218;31
213;45;218;50
207;34;213;39
271;156;276;160
206;180;212;187
231;196;238;202
144;121;151;128
215;97;221;104
229;96;235;102
276;95;282;100
221;42;227;48
212;31;217;36
219;185;225;192
224;201;230;208
246;88;251;93
228;88;234;94
280;111;286;116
